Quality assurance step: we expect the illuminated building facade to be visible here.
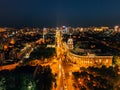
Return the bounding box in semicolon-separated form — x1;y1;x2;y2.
66;28;74;50
68;52;113;68
67;37;74;50
114;25;120;32
61;26;69;34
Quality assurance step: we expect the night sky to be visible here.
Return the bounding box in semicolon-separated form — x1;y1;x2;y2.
0;0;120;28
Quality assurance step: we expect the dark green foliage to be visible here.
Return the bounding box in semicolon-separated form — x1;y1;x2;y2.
0;65;55;90
35;66;54;90
29;44;55;60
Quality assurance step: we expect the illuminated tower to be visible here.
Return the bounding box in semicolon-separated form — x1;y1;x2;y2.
55;30;62;58
43;34;45;42
43;28;47;42
67;34;74;49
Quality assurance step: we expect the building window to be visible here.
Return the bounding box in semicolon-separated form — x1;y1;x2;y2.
106;59;108;63
99;59;101;63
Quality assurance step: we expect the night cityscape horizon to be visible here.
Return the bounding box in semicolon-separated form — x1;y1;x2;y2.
0;24;119;29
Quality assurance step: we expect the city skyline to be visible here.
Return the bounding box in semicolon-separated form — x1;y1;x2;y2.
0;0;120;28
